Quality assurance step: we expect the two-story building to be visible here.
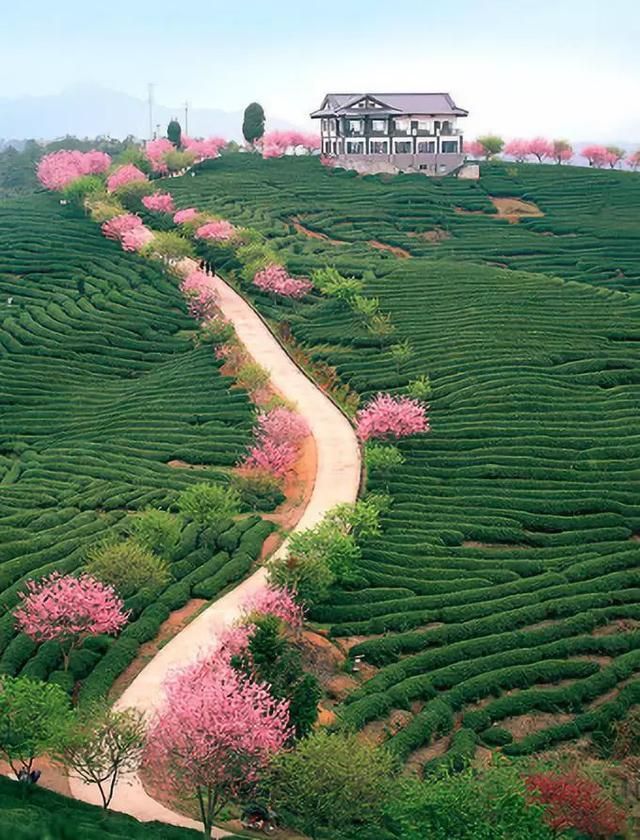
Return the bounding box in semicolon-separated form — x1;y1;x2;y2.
310;92;468;175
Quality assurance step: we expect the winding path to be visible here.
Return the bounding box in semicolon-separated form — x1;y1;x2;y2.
69;274;362;835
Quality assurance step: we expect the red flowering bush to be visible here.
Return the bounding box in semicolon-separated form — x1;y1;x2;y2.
356;393;429;441
526;771;627;838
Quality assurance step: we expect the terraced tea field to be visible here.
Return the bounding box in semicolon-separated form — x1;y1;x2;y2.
161;155;640;764
0;194;271;699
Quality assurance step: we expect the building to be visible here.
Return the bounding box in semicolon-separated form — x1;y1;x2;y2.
310;92;468;176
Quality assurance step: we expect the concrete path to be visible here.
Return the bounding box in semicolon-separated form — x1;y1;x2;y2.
69;274;361;835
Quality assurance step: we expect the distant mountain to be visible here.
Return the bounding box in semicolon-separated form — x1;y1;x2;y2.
0;84;298;143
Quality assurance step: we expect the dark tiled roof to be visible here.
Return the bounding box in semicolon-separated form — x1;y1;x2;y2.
311;92;468;118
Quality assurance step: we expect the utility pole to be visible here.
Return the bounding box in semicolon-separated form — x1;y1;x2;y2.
147;83;155;141
184;101;189;135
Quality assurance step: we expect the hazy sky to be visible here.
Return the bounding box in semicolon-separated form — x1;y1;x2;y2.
3;0;640;141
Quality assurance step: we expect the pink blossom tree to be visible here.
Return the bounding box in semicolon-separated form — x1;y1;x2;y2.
37;150;111;190
629;150;640;171
195;220;237;241
182;136;226;162
551;139;573;165
242;438;298;476
101;213;142;242
145;138;175;174
144;656;290;837
255;408;310;448
141;191;175;213
463;139;485;159
106;164;148;193
180;270;218;321
581;145;608;168
121;225;154;253
604;146;626;168
504;139;530;162
356;393;430;441
253;264;313;299
14;573;129;670
240;584;304;631
173;207;199;224
527;137;553;163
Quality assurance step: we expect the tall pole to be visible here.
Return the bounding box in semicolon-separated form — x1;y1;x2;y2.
147;83;155;141
184;101;189;136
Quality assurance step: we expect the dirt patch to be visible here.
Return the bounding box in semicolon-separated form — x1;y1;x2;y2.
630;533;640;542
108;599;208;701
360;709;414;746
404;734;450;775
502;711;573;740
409;227;451;243
462;540;528;550
261;433;317;556
291;217;347;246
1;755;71;798
455;196;544;224
491;196;544;221
298;630;346;683
367;239;411;258
593;619;640;636
325;673;360;701
166;459;210;470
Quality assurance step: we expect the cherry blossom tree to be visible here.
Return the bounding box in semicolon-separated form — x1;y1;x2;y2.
581;145;608;168
101;213;142;242
37;150;111;190
551;139;573;164
243;438;297;476
463;139;485;159
604;145;626;168
255;408;310;448
174;207;199;224
356;393;430;441
195;220;237;241
144;656;290;837
106;164;148;193
527;137;553;163
141;191;175;213
182;136;226;162
145;138;175;174
628;150;640;171
253;264;313;299
180;269;218;321
240;584;304;631
504;139;530;162
121;225;154;253
14;573;129;670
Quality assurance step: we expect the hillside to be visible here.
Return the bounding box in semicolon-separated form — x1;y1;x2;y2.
159;155;640;764
0;194;273;700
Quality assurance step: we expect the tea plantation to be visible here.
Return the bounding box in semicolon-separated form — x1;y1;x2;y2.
160;155;640;764
0;193;272;700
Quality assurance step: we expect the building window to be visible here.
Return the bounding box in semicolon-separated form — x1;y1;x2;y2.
442;121;451;133
370;141;388;154
394;141;412;154
321;119;327;132
371;119;386;132
346;141;364;154
441;141;458;153
348;119;363;134
418;120;430;131
417;141;436;153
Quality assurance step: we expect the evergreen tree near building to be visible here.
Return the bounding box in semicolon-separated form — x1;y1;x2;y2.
243;102;266;146
167;119;182;148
